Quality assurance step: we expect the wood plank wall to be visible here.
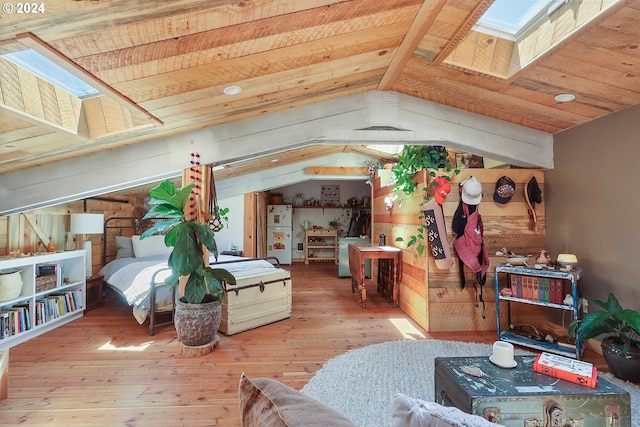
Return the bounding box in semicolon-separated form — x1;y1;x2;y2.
0;198;136;277
372;168;548;332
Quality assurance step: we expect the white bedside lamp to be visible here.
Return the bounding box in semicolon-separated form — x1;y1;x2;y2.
71;213;104;277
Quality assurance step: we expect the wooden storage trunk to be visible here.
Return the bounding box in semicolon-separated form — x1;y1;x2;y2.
434;356;631;427
219;268;291;336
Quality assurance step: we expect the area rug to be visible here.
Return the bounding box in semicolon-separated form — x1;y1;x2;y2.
301;339;640;427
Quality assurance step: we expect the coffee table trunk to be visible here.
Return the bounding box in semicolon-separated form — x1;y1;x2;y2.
434;355;631;426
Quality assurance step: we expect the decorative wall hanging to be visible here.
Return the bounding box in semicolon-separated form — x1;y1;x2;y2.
207;171;224;232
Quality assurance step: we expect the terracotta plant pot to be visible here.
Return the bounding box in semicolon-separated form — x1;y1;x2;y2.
602;341;640;383
174;294;222;347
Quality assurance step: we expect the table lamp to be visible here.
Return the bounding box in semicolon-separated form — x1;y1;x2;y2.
70;213;104;277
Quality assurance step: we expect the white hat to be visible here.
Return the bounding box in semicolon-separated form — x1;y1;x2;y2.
461;176;482;205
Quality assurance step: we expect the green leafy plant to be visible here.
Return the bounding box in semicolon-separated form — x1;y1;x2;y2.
213;205;230;230
392;146;454;196
568;292;640;356
392;145;459;255
140;180;236;304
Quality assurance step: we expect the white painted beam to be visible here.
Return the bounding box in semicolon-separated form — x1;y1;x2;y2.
0;91;553;215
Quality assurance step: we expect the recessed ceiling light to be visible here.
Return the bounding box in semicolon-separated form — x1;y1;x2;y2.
554;93;575;102
223;85;242;95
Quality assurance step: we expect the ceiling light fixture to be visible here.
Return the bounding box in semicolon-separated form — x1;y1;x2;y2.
554;93;575;102
223;85;242;95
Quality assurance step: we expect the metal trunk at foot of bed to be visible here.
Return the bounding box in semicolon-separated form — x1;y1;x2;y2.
174;295;222;346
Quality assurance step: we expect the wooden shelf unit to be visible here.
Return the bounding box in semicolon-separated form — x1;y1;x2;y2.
495;264;582;359
304;229;338;264
0;251;86;350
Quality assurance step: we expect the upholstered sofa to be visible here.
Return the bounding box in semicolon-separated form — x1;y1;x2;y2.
239;374;502;427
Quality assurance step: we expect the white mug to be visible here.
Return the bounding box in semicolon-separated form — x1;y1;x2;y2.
492;341;515;368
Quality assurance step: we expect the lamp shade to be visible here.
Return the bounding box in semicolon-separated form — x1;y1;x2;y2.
70;213;104;234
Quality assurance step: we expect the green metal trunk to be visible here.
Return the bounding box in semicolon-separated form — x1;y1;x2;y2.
434;356;631;426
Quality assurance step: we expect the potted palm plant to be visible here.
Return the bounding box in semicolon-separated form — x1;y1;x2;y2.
141;180;236;347
568;292;640;382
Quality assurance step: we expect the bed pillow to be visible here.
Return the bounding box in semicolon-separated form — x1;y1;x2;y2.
115;236;134;259
131;235;172;258
391;394;501;427
238;373;356;427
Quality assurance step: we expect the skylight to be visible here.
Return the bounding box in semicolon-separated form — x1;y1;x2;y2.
476;0;558;41
2;49;101;99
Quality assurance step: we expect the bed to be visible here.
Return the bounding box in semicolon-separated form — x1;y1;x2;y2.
100;216;292;336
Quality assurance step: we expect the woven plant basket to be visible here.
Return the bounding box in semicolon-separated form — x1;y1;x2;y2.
0;270;23;302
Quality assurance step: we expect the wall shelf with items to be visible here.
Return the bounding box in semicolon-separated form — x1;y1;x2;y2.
494;264;582;359
304;229;338;264
0;250;86;350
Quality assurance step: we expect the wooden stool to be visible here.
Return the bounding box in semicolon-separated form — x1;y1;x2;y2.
0;350;8;400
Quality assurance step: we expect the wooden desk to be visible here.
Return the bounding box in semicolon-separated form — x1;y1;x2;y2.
348;243;402;308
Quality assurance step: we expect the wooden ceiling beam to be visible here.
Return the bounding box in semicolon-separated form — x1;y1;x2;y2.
378;0;445;90
306;166;368;175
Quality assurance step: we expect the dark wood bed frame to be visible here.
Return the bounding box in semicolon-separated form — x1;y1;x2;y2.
102;215;282;336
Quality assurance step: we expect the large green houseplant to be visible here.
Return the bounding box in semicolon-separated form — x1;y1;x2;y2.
141;179;236;346
568;292;640;382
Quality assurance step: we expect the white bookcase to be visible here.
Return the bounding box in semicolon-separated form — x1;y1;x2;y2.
0;250;86;350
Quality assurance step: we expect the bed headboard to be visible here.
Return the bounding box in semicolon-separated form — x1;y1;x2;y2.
102;212;156;265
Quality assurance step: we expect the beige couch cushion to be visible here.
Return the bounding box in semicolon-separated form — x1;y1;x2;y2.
391;393;502;427
238;373;356;427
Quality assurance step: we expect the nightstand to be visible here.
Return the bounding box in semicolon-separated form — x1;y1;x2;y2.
85;275;104;311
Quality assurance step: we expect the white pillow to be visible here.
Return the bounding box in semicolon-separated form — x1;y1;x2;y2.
115;236;134;259
391;394;502;427
131;235;172;258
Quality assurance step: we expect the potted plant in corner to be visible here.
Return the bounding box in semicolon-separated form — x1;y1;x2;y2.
141;180;236;348
568;292;640;382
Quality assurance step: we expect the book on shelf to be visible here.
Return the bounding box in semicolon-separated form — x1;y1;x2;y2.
550;279;565;304
12;303;31;331
533;352;598;388
0;311;10;339
531;277;539;300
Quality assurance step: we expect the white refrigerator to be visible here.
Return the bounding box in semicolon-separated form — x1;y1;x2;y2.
266;205;292;265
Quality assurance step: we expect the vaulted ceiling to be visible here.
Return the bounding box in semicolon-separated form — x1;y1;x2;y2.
1;0;639;214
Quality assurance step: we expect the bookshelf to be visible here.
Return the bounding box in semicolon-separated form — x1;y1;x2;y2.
0;250;86;350
494;264;582;359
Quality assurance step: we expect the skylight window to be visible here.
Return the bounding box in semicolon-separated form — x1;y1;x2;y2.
2;49;101;99
476;0;558;41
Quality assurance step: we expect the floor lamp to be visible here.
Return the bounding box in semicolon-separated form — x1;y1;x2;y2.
70;213;104;278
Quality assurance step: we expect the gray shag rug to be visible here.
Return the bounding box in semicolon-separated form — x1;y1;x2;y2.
301;339;639;427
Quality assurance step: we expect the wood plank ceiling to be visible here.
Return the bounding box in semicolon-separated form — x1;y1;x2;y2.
1;0;639;178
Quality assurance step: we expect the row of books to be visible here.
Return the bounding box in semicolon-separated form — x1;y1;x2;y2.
0;290;83;340
0;304;30;339
35;290;83;326
509;274;568;304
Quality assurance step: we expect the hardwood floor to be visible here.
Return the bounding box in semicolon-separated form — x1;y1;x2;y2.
1;262;605;426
